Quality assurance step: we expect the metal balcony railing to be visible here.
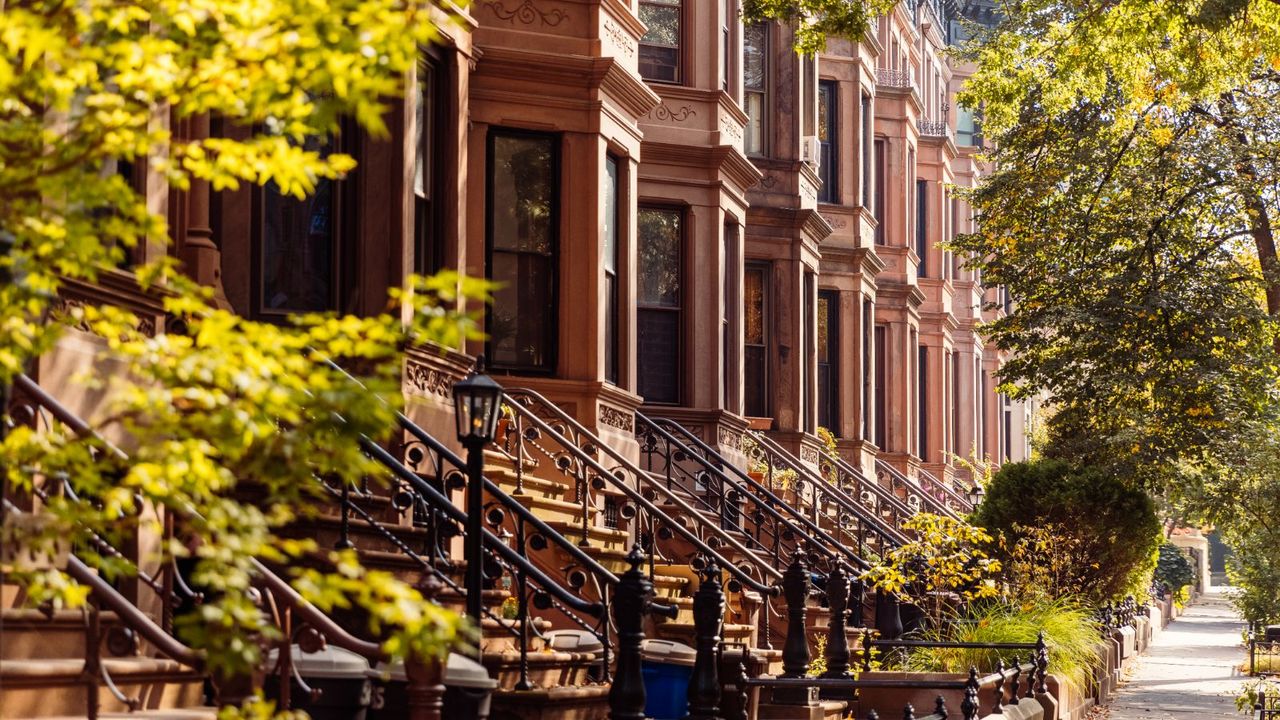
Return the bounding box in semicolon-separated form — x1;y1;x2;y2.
919;119;952;138
876;68;915;90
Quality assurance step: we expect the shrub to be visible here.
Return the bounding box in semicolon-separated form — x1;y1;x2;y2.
972;459;1161;604
899;599;1103;695
1154;543;1195;593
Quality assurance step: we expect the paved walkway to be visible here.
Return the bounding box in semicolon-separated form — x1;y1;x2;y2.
1106;587;1246;719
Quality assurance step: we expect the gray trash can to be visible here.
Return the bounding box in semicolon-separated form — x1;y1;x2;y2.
641;639;697;720
546;629;605;682
266;644;372;720
368;652;497;720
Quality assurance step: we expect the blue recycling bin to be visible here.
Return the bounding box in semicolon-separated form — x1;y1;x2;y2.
641;639;697;720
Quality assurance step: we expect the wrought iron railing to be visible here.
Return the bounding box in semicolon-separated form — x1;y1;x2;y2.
916;464;975;516
635;412;868;578
1251;636;1280;677
501;388;782;598
919;119;952;138
6;374;399;717
814;445;916;532
876;459;967;520
745;430;910;558
877;67;916;90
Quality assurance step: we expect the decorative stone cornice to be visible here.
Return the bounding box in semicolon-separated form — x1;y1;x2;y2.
641;142;764;196
482;0;567;27
474;47;660;121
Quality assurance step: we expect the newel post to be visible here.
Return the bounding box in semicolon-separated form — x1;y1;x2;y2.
688;561;724;720
822;565;853;680
781;554;810;678
609;546;653;720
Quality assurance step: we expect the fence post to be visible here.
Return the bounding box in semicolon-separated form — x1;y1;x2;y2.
960;667;980;720
609;546;652;720
850;577;865;629
903;703;916;720
688;561;723;720
1035;630;1049;694
1008;658;1021;706
822;565;852;680
781;554;810;678
934;695;948;720
992;659;1005;714
1025;655;1036;700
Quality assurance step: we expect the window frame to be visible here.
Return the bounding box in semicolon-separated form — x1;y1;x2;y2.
604;154;621;386
817;79;838;204
250;124;356;320
636;203;686;405
638;0;684;85
743;21;769;157
817;288;840;432
414;50;450;277
916;178;928;276
873;138;887;244
743;261;771;418
485;127;562;375
874;324;887;448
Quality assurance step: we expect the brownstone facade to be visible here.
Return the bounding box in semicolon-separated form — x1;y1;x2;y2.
40;0;1037;498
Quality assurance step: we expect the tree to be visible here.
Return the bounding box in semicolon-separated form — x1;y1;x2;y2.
972;459;1162;604
0;0;485;707
744;0;897;54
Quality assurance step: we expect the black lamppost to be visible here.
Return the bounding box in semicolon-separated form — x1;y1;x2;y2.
966;484;985;509
452;360;502;625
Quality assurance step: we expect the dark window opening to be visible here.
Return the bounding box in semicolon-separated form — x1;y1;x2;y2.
916;178;928;277
818;289;839;431
744;263;769;417
818;80;837;204
744;23;768;156
874;139;886;244
415;55;449;276
874;326;887;449
639;0;682;83
917;343;927;460
638;206;683;404
604;156;620;385
487;130;559;373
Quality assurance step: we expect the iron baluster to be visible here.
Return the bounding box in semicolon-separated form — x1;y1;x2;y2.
961;667;981;720
992;659;1005;713
822;564;853;681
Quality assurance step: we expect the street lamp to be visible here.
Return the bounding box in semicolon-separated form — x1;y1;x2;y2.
452;359;503;625
966;483;985;509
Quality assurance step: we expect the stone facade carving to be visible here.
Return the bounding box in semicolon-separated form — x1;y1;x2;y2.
650;104;697;122
405;357;457;399
800;445;819;464
485;0;567;27
717;425;744;451
599;405;634;432
602;17;635;58
822;214;849;230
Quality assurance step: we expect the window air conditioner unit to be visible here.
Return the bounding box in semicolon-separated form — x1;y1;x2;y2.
802;135;822;169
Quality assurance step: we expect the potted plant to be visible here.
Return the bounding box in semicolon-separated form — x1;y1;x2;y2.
495;403;514;446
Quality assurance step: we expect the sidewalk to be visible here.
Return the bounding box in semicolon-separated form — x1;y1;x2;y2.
1105;587;1246;719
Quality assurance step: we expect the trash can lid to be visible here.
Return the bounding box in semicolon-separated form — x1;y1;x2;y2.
545;630;604;655
369;652;498;690
641;639;696;667
267;644;371;679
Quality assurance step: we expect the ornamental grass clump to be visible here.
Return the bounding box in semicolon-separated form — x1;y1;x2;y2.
900;599;1103;696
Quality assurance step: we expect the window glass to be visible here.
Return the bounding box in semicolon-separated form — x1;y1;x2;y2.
744;264;768;417
640;0;681;83
638;207;683;403
604;156;619;385
743;23;767;155
261;133;336;313
488;132;557;372
415;58;443;275
818;80;836;203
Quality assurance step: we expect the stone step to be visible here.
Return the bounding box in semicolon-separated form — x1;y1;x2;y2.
489;683;612;720
0;657;204;718
1;609;121;661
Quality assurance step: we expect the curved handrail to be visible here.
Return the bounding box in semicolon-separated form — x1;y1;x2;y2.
504;387;781;596
816;448;917;529
875;459;962;520
636;413;868;573
12;373;390;663
398;414;620;587
748;431;910;551
917;465;974;516
357;435;609;618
